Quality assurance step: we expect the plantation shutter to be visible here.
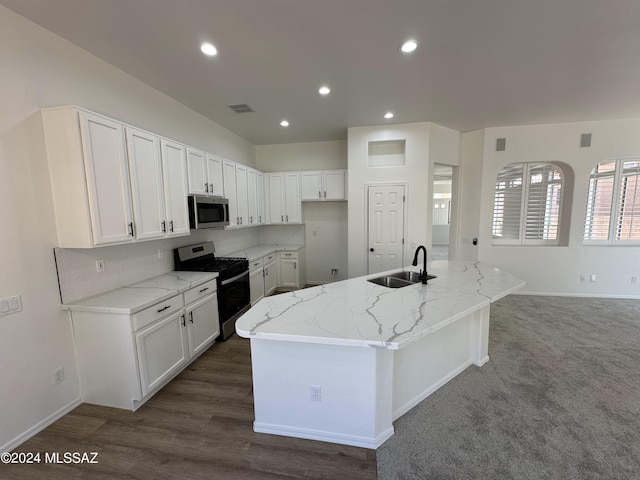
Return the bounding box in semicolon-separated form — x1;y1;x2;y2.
525;164;562;241
617;160;640;240
492;164;523;241
584;162;616;241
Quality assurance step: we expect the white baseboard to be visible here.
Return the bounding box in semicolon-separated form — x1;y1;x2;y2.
254;421;394;449
1;397;82;453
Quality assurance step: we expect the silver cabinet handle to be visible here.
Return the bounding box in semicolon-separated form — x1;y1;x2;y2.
281;215;284;222
189;311;194;323
161;221;166;233
181;314;186;327
157;305;170;313
199;287;209;293
205;182;209;193
318;191;321;198
324;191;327;198
294;262;297;269
286;215;289;222
169;220;174;232
128;222;134;236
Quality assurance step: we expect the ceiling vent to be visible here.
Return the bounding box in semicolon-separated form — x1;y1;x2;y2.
580;133;592;148
228;104;255;114
496;138;506;152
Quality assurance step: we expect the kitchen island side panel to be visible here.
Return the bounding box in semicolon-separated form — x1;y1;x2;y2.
250;338;394;449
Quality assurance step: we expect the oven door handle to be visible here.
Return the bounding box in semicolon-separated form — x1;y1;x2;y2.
221;270;249;286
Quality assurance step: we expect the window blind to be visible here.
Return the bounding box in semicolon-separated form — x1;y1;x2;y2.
617;161;640;240
584;162;615;241
525;164;562;241
492;164;523;240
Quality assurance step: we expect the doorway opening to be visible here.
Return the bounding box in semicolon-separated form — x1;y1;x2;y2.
431;165;453;260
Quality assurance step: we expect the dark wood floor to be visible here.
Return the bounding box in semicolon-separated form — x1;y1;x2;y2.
3;335;377;479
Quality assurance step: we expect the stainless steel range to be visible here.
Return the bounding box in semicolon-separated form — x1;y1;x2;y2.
173;242;250;341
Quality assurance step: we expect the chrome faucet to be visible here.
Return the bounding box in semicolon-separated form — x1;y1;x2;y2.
411;245;429;284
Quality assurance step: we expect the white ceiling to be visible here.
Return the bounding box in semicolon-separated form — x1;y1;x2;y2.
3;0;640;145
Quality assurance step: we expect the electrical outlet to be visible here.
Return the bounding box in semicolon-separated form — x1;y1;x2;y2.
580;275;585;282
52;367;65;385
95;260;105;273
331;268;338;276
590;274;597;283
632;276;637;284
310;385;322;402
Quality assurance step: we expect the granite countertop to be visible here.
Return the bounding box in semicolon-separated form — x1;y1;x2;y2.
62;271;218;314
235;260;524;350
225;244;304;262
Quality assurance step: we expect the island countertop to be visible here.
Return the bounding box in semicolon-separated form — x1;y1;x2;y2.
235;260;525;350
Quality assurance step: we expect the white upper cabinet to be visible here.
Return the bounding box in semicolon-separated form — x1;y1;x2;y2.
160;139;190;236
266;172;301;224
236;163;249;227
247;168;258;226
187;149;225;197
223;159;239;228
300;170;347;201
206;154;224;197
43;107;190;248
126;127;166;241
43;107;135;247
256;171;265;225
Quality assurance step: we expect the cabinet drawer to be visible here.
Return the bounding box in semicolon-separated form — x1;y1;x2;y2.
263;253;276;263
133;295;184;332
280;251;298;260
250;258;264;271
184;279;217;305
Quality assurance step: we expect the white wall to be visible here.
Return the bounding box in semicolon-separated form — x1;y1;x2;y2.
256;141;348;284
347;123;461;278
474;119;640;297
457;130;485;260
0;5;255;451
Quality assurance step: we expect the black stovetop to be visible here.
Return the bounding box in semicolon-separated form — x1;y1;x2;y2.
173;243;249;281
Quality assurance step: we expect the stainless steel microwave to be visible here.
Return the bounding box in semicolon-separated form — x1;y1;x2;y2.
188;196;230;229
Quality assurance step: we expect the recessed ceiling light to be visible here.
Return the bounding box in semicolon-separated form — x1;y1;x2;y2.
399;39;418;54
384;112;394;119
280;120;290;127
318;86;331;95
200;42;218;56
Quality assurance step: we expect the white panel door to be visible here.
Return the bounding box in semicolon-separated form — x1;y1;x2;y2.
126;128;165;241
186;148;207;195
367;185;405;274
79;111;134;245
161;139;190;236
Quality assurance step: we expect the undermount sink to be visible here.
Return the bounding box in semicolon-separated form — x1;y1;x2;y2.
367;271;437;288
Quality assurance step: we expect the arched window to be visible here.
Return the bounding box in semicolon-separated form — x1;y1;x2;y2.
492;163;564;245
584;158;640;244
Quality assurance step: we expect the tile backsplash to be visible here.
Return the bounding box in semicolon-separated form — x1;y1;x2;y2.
54;225;305;304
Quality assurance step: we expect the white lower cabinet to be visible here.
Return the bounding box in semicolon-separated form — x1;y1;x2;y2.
249;258;265;305
264;256;277;296
278;249;305;290
71;279;219;410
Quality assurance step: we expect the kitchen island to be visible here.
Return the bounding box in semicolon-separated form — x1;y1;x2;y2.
235;260;524;449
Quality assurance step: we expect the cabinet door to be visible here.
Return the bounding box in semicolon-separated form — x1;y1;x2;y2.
161;139;190;237
264;261;277;296
257;172;265;225
79;111;134;245
247;168;258;225
236;164;249;226
223;160;239;227
186;294;220;358
284;172;301;223
207;155;224;197
250;267;265;305
279;259;299;289
136;310;188;397
187;148;207;195
267;173;285;224
323;170;347;200
126;128;166;241
300;171;323;201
